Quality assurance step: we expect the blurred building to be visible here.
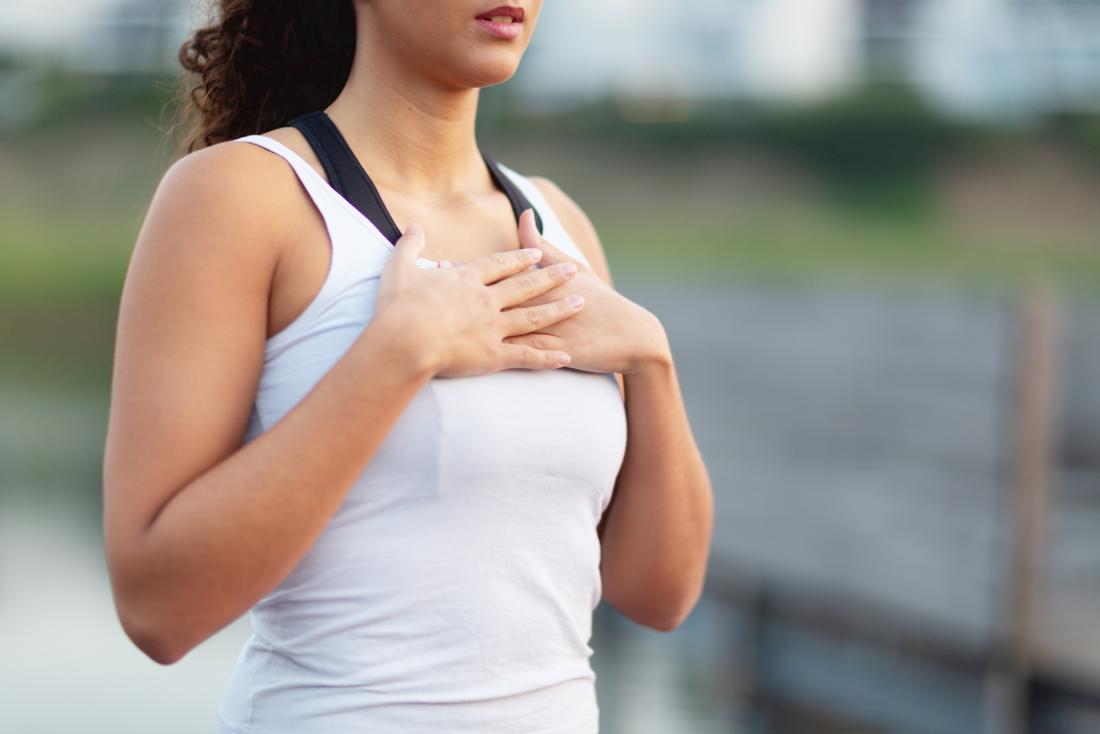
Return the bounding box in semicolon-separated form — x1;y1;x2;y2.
78;0;192;74
0;0;190;71
1;0;1098;121
518;0;861;109
880;0;1100;119
519;0;1100;121
863;0;924;79
0;0;189;127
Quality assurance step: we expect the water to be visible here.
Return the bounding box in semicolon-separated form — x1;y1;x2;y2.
0;496;253;733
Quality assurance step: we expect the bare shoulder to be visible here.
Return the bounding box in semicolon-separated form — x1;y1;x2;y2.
158;139;306;241
146;142;298;266
118;138;299;370
529;176;614;289
130;137;324;302
115;138;316;385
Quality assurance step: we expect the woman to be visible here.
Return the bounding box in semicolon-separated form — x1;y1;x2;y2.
102;1;713;732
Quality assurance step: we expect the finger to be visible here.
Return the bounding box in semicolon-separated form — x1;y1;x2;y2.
489;261;578;308
498;343;571;370
517;208;543;251
534;236;587;271
519;209;586;271
394;223;427;262
501;296;584;338
465;247;544;284
501;331;568;352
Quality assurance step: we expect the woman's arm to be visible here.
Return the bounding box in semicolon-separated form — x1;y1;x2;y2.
104;144;437;665
531;177;714;631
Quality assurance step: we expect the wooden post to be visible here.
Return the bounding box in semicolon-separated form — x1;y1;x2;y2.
744;587;773;734
993;287;1061;734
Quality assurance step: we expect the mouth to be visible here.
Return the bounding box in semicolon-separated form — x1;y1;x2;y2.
475;5;525;40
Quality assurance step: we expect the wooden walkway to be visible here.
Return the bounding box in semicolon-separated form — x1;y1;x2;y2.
617;274;1100;732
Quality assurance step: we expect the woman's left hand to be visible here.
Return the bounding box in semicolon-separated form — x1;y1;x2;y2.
479;209;671;375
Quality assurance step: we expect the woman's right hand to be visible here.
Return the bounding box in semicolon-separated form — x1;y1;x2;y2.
372;223;586;378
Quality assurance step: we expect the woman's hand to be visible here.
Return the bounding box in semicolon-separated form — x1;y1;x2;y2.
501;209;671;376
372;223;586;378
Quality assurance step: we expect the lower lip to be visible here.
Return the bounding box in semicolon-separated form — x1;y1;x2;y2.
476;18;523;40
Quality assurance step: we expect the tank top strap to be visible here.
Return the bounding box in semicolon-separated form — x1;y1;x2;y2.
285;111;407;246
234;134;352;230
490;163;595;269
285;110;545;244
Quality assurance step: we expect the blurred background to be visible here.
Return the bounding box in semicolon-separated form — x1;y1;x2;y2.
2;0;1100;732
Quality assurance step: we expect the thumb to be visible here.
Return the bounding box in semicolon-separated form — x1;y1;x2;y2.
517;208;543;252
394;223;427;261
519;208;583;269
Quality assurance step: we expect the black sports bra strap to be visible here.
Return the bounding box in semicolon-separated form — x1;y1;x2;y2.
286;109;544;245
286;112;341;199
482;151;545;235
288;110;404;244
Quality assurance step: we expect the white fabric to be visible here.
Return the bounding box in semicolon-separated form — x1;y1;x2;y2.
214;134;628;734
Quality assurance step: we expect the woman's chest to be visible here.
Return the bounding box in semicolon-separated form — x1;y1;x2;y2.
253;306;627;516
251;210;627;510
350;367;628;514
385;187;526;264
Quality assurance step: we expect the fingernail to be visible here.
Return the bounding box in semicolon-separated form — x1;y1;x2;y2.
406;224;423;238
561;263;577;275
557;352;571;366
567;294;585;309
525;248;542;261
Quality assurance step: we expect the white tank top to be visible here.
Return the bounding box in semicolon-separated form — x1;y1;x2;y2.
214;134;628;734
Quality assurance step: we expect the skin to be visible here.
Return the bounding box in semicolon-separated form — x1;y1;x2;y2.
102;0;713;665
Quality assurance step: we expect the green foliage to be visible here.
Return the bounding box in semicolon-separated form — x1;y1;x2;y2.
481;82;984;211
1045;109;1100;169
0;50;19;72
6;62;180;136
747;84;976;188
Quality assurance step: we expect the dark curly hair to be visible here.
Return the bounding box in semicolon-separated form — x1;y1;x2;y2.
172;0;357;153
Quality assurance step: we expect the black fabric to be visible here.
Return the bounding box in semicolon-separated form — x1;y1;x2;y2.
287;110;544;245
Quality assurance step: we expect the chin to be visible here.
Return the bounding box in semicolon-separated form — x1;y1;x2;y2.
449;51;524;89
469;63;521;88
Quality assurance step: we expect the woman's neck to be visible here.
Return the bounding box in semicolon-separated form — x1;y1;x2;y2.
324;35;490;203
